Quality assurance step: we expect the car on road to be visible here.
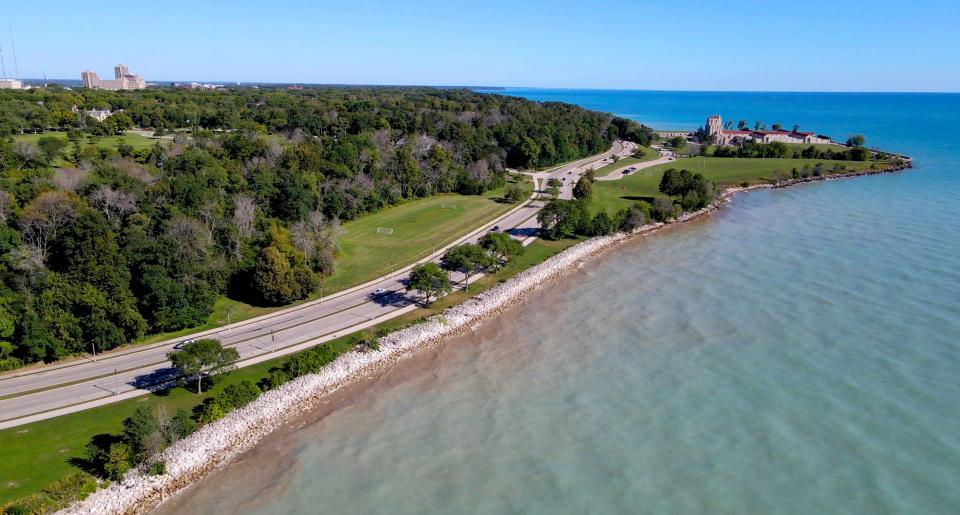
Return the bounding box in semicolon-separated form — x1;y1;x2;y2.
173;338;196;350
373;288;388;297
490;225;501;232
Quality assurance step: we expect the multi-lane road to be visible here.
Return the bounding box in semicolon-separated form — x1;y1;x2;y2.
0;140;671;428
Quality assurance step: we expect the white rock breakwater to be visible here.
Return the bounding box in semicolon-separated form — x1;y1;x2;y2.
62;164;911;515
63;231;644;515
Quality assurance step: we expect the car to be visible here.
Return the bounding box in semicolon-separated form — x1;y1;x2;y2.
173;338;196;350
373;288;388;296
490;225;501;232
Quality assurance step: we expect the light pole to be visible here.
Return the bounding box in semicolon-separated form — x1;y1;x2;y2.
271;329;275;352
91;341;97;361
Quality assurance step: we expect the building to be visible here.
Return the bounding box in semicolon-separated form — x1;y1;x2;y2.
81;64;146;90
71;105;116;122
706;115;832;146
0;78;22;89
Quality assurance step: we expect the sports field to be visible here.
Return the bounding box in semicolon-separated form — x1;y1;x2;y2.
589;157;892;214
324;175;532;292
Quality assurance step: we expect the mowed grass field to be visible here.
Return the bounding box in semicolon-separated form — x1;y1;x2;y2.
592;146;661;177
324;175;531;292
0;234;571;506
14;131;163;151
589;157;886;214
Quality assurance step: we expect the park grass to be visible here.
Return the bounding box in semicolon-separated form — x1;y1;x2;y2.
589;157;893;214
306;175;532;293
13;131;166;167
0;236;575;505
133;176;533;347
591;146;660;178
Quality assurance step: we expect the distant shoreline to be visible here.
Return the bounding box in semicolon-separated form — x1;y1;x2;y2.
64;161;912;515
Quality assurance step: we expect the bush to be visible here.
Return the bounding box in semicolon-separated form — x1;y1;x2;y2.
149;461;167;476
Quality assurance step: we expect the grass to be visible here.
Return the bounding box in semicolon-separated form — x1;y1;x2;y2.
590;146;660;178
0;236;576;505
589;157;893;214
14;131;166;167
323;175;531;292
131;175;532;346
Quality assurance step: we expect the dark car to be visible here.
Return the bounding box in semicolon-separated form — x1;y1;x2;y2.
490;225;501;232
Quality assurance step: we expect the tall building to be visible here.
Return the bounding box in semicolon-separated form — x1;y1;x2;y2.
81;64;145;90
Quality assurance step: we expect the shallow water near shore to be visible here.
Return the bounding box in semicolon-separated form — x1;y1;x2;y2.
157;91;960;514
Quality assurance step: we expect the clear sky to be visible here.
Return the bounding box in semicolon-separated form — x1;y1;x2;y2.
4;0;959;92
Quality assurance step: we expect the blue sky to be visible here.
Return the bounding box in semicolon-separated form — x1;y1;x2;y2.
4;0;959;91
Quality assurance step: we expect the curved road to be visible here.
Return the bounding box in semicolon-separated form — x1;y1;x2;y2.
0;141;636;428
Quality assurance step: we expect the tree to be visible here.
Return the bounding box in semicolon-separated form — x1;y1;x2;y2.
792;124;801;133
668;136;686;150
122;407;160;463
737;120;747;130
37;136;68;164
546;177;562;198
251;245;308;306
104;442;131;481
407;262;451;305
846;134;866;147
479;232;523;266
572;175;592;200
167;339;239;393
504;183;525;203
536;199;579;239
590;212;615;236
771;123;783;131
441;244;493;291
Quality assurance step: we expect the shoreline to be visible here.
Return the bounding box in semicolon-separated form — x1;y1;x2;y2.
61;161;911;515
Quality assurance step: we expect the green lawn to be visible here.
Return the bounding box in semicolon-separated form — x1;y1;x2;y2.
591;146;660;177
589;157;892;214
14;131;166;167
311;175;531;293
0;235;574;506
134;175;533;346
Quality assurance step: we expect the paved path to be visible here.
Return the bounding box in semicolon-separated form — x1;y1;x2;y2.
0;141;636;428
594;148;676;182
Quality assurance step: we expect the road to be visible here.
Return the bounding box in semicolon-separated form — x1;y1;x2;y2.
0;141;635;428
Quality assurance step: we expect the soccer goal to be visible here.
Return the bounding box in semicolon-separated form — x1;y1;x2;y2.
441;203;457;210
375;227;394;236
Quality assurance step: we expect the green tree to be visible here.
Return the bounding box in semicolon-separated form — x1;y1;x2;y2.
590;212;616;236
122;407;160;463
441;244;493;291
504;183;525;203
251;246;301;306
407;262;451;305
572;175;592;200
37;136;68;164
104;442;131;481
167;339;239;393
536;199;579;239
479;232;523;266
846;134;866;147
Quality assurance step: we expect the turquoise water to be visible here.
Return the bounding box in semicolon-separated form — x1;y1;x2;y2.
159;91;960;514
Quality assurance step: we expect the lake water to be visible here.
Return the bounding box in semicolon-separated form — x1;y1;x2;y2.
158;91;960;514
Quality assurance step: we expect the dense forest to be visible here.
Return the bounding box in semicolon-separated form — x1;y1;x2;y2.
0;86;654;369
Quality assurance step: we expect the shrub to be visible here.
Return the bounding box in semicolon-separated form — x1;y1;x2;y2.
149;461;167;476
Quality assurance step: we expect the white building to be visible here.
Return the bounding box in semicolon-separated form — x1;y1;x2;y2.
0;78;22;89
81;64;145;90
706;115;832;146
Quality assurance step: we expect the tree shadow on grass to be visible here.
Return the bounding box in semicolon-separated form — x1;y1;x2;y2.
620;195;657;203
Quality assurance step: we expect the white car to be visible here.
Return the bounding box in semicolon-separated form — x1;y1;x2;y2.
173;338;196;350
373;288;388;296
